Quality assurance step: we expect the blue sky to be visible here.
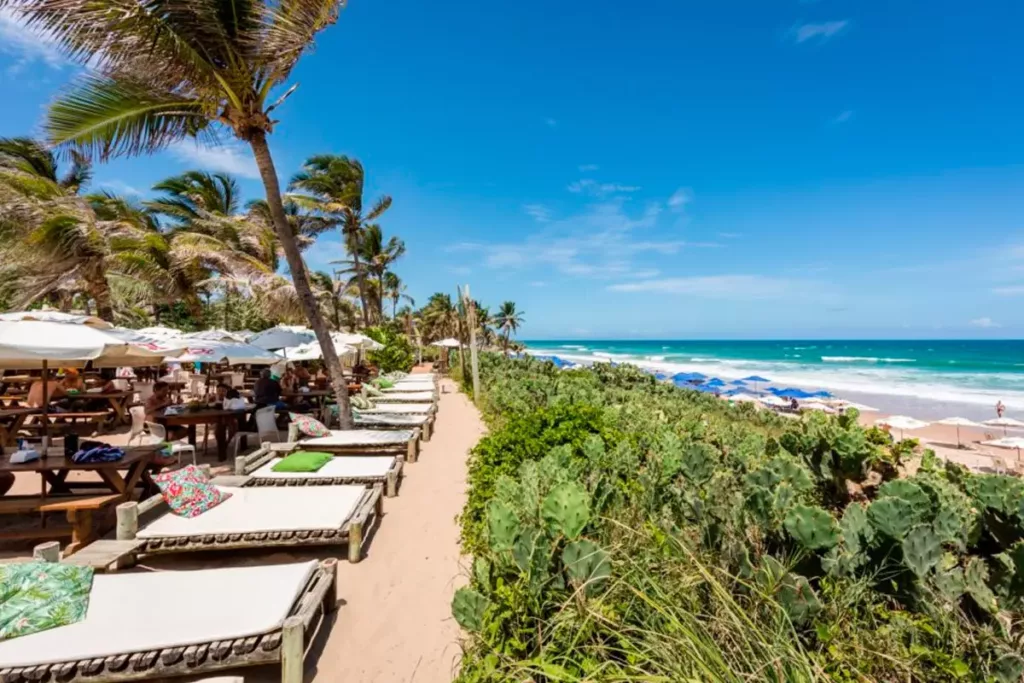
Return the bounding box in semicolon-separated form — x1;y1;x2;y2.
2;0;1023;339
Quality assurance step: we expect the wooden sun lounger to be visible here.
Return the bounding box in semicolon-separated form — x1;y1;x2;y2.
116;485;383;563
353;413;434;441
0;557;337;683
283;426;421;463
234;444;404;497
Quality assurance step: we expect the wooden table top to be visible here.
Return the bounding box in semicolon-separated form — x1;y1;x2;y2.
0;446;158;474
0;407;41;418
157;406;254;424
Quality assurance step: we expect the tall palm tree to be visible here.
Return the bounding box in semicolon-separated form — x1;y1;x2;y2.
496;301;524;352
146;171;240;223
419;292;459;342
336;224;405;320
289;155;391;329
382;272;413;319
20;0;356;426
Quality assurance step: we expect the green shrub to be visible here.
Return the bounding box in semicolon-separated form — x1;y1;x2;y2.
364;326;415;374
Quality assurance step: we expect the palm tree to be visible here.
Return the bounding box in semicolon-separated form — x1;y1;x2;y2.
21;0;356;425
357;225;405;319
146;171;240;223
382;272;413;319
0;137;115;319
419;293;459;342
496;301;524;352
289;155;391;329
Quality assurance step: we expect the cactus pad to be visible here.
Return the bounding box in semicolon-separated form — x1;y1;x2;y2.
901;524;942;578
487;501;520;551
784;505;840;551
452;588;488;632
541;483;590;540
562;539;611;595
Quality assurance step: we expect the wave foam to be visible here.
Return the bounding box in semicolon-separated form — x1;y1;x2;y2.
822;356;916;363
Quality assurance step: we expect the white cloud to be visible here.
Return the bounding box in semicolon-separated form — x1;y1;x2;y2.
831;110;854;125
523;204;552;223
578;164;599;172
169;141;261;179
0;7;65;70
98;180;142;196
792;20;849;43
969;317;1001;328
607;275;798;298
993;286;1024;296
545;118;558;128
667;187;693;212
567;178;641;196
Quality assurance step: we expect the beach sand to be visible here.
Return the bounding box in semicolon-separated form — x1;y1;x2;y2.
2;375;483;682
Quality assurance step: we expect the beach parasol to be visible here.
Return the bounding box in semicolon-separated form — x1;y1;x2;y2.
0;310;112;328
730;379;748;386
136;325;184;339
800;401;837;414
672;372;707;382
728;393;760;403
248;326;316;351
982;437;1024;469
432;338;462;348
742;375;771;393
705;378;726;387
875;415;930;440
331;332;384;352
185;329;248;343
936;417;982;447
982;417;1024;435
759;394;789;407
170;340;280;365
774;388;815;399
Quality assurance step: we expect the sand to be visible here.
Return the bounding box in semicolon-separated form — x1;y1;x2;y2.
2;372;484;683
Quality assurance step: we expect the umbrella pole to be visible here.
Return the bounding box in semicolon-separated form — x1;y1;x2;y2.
41;360;49;451
957;426;961;448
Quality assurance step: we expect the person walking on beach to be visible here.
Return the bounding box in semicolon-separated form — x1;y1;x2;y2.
997;400;1006;418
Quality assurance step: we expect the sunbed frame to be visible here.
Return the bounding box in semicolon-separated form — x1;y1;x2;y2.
0;557;338;683
115;484;383;563
283;426;421;463
235;445;403;497
354;413;434;441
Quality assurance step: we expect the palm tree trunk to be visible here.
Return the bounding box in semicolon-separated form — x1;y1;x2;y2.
347;231;371;330
86;268;114;322
250;132;353;428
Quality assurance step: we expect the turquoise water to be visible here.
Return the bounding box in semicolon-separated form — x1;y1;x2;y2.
523;340;1024;414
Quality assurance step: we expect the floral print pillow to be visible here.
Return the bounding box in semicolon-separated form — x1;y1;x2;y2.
0;562;93;641
154;465;231;518
289;413;331;437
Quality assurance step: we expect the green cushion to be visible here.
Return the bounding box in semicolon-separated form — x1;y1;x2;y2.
374;378;394;389
272;451;333;473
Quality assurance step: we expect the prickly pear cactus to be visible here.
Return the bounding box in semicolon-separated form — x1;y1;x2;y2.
778;573;821;625
878;480;931;513
562;539;611;595
784;505;840;551
512;527;541;573
901;524;942;578
473;556;490;589
932;566;965;602
680;442;717;485
994;653;1024;683
541;483;590;540
868;497;918;541
487;501;520;551
840;502;873;554
965;557;999;614
452;587;488;632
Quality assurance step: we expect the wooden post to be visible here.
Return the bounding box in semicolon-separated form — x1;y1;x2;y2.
116;501;139;540
406;435;417;464
33;541;60;563
386;467;398;497
322;558;339;613
463;285;481;404
347;518;363;563
280;615;305;683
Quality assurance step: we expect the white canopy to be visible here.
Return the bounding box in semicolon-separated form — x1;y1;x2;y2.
170;340;280;365
983;417;1024;429
937;417;982;428
800;401;837;414
432;338;461;348
331;332;384;351
185;329;248;343
0;310;111;329
276;341;356;362
759;394;789;407
249;326;316;350
876;415;930;431
983;437;1024;450
727;393;761;403
0;320;176;368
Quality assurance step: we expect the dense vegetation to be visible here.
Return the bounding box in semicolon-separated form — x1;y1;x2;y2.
453;355;1024;682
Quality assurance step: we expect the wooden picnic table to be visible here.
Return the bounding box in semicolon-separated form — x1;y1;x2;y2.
0;407;41;450
0;394;28;408
80;390;134;425
0;445;160;553
157;406;254;462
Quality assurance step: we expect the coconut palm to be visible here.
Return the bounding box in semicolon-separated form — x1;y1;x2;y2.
20;0;355;425
382;272;414;319
419;292;459;342
146;171;240;223
495;301;524;352
289;155;391;329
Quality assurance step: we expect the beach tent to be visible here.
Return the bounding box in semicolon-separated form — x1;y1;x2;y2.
170;339;280;365
982;417;1024;435
249;326;316;351
875;415;929;440
0;310;112;328
982;437;1024;468
936;417;982;447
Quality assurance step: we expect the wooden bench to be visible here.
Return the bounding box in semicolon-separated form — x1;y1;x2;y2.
22;411;114;435
0;494;123;554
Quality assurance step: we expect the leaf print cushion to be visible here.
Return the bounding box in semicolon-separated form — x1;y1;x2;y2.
154;465;231;518
289;412;330;437
0;562;93;641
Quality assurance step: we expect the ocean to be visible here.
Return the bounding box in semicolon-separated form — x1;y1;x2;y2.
522;340;1024;421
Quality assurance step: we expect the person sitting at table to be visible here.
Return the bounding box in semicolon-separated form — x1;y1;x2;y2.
294;364;311;385
253;368;284;409
60;368;87;394
280;364;299;394
144;381;188;442
26;376;66;408
207;382;230;406
95;368;117;394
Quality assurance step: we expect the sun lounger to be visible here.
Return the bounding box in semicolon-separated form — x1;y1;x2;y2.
0;558;336;683
117;484;382;563
353;412;434;441
372;391;436;403
359;402;435;415
234;445;403;497
284;426;421;462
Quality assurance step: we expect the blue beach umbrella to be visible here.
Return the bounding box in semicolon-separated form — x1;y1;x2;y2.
810;390;833;398
742;375;771;394
775;388;815;399
672;372;706;382
730;379;748;386
705;378;726;387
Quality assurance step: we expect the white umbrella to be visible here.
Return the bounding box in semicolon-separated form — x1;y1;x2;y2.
800;401;837;414
758;394;790;408
170;340;280;365
983;417;1024;435
936;417;982;447
432;338;462;348
185;329;248;343
982;437;1024;468
875;415;930;440
275;341;356;362
331;332;384;351
728;393;761;403
833;400;879;412
0;310;112;328
0;320;176;369
136;325;184;339
249;326;316;350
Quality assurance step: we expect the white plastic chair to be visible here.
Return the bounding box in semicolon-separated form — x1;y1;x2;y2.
112;378;130;391
145;421;197;467
188;376;206;398
126;406;147;445
228;406;281;457
135;382;154;405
